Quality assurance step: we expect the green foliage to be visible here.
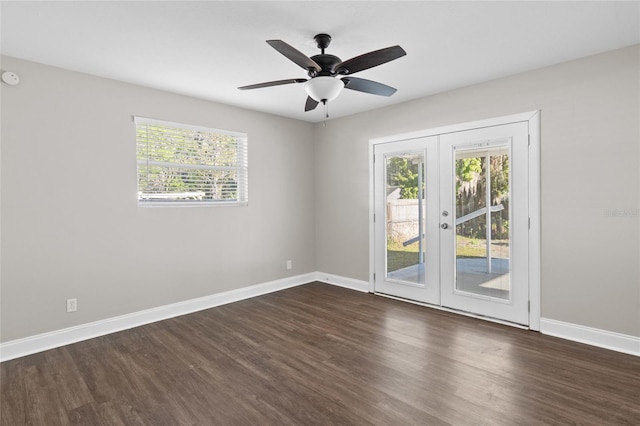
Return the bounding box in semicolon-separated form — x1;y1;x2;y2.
137;124;242;201
456;157;482;181
387;157;421;199
385;152;510;242
455;154;510;240
489;155;509;204
455;157;482;193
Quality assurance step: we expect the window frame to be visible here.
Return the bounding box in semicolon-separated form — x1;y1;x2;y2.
135;116;248;207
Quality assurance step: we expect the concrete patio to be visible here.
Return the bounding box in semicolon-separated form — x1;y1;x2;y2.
387;257;510;299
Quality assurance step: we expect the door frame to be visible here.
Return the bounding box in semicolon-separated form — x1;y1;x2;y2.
368;111;541;330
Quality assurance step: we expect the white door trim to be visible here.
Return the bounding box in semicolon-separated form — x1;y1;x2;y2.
370;111;539;144
369;111;541;330
528;112;541;331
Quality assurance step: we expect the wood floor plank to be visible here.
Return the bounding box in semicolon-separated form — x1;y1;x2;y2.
2;282;639;425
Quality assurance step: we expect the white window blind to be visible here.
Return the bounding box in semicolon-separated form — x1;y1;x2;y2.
135;117;248;205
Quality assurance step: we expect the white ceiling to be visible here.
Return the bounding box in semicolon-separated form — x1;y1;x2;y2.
2;1;639;123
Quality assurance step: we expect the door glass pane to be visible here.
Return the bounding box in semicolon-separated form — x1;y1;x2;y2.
385;152;425;284
454;146;510;299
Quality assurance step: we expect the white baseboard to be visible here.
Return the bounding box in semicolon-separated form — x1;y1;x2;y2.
5;276;636;362
0;272;316;362
540;318;640;357
315;272;370;293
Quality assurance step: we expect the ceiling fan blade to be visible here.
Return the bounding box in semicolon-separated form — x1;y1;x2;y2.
266;40;321;72
238;78;307;90
334;45;406;75
305;96;319;112
342;77;397;97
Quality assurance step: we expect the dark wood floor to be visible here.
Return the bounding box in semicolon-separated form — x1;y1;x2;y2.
2;282;639;425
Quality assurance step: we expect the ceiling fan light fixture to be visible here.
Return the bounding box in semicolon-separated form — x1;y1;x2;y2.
304;76;343;102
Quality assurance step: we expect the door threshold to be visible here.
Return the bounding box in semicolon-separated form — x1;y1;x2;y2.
374;292;529;330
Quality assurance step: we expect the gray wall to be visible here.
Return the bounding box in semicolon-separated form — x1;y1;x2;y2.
1;56;316;342
314;45;640;337
2;45;639;344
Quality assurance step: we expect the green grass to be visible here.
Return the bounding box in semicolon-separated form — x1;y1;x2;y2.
455;236;489;258
387;249;420;272
386;239;422;272
387;236;508;272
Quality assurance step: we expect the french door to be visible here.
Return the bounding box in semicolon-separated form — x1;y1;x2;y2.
373;121;530;326
373;137;440;305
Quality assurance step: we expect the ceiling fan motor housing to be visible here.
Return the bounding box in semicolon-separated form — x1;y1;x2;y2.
309;54;342;77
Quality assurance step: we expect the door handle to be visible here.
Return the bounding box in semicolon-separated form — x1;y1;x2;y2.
441;223;449;230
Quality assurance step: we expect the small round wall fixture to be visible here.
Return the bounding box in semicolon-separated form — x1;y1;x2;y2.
2;71;20;86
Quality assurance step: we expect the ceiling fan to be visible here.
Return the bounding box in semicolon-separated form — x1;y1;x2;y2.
238;34;406;113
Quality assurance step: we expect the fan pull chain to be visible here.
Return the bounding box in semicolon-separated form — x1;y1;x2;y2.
322;100;328;127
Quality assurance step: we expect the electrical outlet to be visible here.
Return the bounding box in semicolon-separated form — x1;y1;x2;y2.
286;260;292;270
67;298;77;313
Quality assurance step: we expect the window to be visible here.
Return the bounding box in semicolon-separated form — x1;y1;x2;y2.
135;117;248;206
